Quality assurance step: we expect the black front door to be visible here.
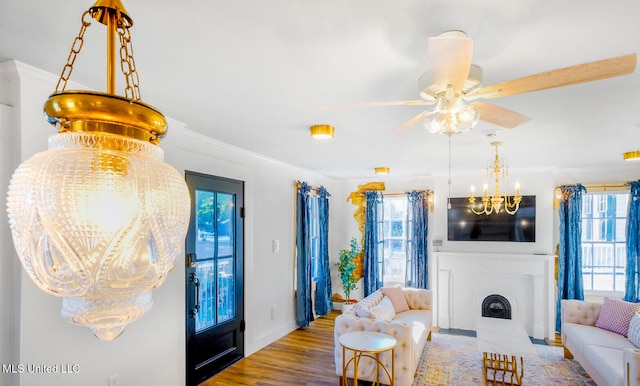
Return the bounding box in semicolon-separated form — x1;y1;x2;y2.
185;171;244;386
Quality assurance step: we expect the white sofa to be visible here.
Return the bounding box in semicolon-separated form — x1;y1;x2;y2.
334;287;432;386
561;299;640;386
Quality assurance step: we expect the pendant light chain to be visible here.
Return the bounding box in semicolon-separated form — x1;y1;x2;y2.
56;11;93;93
117;21;141;101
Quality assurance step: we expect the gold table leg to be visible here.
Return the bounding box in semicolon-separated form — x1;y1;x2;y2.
483;352;525;385
341;346;395;386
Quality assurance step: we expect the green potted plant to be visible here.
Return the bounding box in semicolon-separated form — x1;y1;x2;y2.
336;237;361;312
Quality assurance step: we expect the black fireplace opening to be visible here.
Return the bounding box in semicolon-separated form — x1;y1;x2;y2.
482;294;511;319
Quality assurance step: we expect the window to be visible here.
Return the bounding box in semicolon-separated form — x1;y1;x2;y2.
581;192;628;293
373;196;413;285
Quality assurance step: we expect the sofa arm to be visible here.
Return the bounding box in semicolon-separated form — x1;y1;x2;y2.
403;288;432;311
624;348;640;386
334;313;415;384
561;299;601;326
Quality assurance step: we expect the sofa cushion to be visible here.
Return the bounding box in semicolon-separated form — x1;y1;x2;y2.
370;296;396;321
629;313;640;347
595;297;640;336
381;286;410;313
583;345;623;386
564;322;636;355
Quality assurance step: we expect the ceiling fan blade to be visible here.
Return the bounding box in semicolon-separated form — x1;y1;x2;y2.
471;101;531;129
475;54;637;99
317;99;434;110
428;31;473;92
387;113;423;137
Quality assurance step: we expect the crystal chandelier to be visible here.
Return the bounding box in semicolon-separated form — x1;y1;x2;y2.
468;141;522;215
6;0;190;340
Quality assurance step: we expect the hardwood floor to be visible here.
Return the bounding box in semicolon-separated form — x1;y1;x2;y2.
201;311;341;386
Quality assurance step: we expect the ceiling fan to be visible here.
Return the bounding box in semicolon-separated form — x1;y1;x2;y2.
319;30;637;136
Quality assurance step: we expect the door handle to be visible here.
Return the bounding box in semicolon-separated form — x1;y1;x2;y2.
186;253;196;268
189;272;200;318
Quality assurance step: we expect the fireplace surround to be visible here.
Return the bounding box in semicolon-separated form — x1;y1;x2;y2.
435;252;555;339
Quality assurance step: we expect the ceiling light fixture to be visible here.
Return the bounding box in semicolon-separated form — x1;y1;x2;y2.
6;0;190;340
623;150;640;161
375;167;390;175
310;124;334;139
468;141;521;215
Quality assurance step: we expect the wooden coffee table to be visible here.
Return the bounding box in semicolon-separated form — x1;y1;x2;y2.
339;331;396;386
476;317;537;385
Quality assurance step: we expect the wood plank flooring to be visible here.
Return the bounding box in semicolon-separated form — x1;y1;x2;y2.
201;311;341;385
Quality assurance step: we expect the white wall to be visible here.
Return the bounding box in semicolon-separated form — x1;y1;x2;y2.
0;60;334;386
0;63;21;386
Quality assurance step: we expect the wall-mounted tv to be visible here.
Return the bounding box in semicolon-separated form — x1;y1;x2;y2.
447;195;536;242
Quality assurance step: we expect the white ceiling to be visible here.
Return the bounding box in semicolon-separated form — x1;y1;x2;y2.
1;0;639;180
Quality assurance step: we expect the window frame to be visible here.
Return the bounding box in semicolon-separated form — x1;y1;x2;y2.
581;190;628;297
379;195;410;287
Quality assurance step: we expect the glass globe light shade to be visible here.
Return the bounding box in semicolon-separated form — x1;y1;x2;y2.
422;110;446;134
452;105;481;133
7;131;190;340
457;104;480;123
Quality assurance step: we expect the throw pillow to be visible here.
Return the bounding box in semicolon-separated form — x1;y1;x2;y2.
628;313;640;347
380;286;410;313
595;297;640;336
354;304;372;319
369;296;396;321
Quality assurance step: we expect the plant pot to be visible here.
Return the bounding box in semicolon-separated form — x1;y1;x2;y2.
341;303;355;313
341;300;358;313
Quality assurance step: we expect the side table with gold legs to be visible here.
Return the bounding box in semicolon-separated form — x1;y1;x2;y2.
339;331;396;386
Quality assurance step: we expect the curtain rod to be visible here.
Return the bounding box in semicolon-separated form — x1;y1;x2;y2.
382;189;431;197
295;180;323;194
558;182;630;192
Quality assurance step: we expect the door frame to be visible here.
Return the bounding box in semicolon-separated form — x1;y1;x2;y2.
184;170;245;386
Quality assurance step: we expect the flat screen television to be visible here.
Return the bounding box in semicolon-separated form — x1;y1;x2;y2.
447;195;536;242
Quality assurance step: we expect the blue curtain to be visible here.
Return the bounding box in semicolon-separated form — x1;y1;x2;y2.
406;191;429;289
556;184;586;332
625;180;640;302
314;186;333;315
295;182;313;327
363;191;383;297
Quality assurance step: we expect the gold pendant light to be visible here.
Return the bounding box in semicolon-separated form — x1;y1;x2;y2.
6;0;190;340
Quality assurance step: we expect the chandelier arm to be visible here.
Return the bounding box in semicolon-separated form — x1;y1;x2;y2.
504;202;520;215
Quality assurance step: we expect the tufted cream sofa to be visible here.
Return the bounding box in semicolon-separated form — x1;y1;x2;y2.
334;287;432;386
561;299;640;386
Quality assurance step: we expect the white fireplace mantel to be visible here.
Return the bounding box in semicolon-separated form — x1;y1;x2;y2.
435;252;555;339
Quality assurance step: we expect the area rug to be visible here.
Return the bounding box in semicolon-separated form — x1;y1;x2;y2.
412;333;596;386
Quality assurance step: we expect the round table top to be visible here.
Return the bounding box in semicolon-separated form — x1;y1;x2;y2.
339;331;397;353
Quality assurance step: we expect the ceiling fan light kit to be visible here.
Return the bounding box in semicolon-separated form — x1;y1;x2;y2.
623;150;640;161
310;124;334;139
